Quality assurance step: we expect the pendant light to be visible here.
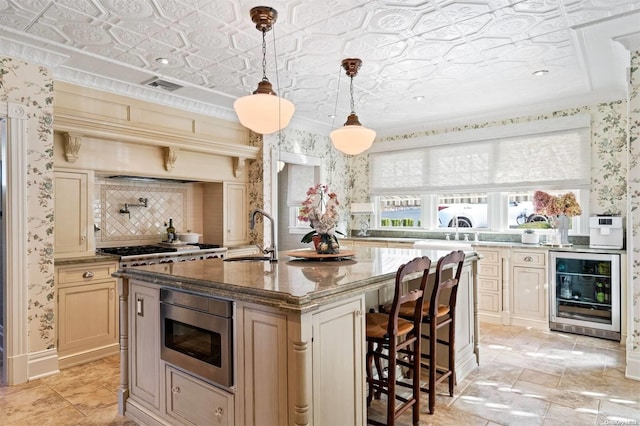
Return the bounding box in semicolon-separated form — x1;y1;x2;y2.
330;58;376;155
233;6;295;135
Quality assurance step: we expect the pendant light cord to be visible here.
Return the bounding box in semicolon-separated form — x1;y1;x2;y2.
349;75;355;114
330;64;343;129
271;22;283;151
261;29;268;82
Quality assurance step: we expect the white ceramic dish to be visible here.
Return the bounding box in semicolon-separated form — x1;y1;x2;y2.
177;232;201;243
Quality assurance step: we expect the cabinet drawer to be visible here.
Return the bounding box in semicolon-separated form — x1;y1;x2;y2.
165;365;234;426
512;251;546;267
478;277;500;292
477;249;500;264
57;262;117;285
478;264;499;278
479;292;500;312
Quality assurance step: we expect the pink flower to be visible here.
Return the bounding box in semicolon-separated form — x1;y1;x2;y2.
298;184;341;238
534;190;581;217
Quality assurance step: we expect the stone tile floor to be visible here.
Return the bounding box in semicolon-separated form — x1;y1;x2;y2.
1;323;639;425
0;354;134;425
369;323;640;425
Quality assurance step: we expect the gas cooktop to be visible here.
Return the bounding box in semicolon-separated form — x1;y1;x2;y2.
99;244;220;257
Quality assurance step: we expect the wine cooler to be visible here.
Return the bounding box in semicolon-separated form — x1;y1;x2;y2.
549;251;620;341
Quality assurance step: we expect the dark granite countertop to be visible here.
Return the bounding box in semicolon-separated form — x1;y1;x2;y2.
115;246;479;313
55;254;120;265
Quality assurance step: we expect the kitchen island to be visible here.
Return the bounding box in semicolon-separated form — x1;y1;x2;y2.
115;246;479;426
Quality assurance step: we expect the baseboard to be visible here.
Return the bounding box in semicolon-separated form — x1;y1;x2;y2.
28;348;60;380
625;348;640;381
478;313;503;325
508;316;549;330
58;344;119;369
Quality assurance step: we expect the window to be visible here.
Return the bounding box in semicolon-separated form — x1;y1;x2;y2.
369;115;591;233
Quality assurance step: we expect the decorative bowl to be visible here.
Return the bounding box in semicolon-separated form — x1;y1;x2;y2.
177;232;201;243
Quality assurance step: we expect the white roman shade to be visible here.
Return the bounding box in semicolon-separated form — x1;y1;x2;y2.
287;164;316;206
370;117;591;195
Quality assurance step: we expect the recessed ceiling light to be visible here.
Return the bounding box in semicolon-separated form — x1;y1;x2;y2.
413;95;424;101
532;69;549;76
328;114;336;118
155;57;170;65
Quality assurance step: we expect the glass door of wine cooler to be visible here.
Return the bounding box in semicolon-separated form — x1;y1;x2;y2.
549;251;620;340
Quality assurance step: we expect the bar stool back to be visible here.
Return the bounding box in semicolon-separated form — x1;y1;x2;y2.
365;256;432;426
421;250;465;414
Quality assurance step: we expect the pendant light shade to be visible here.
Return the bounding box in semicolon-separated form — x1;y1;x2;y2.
233;6;295;135
330;58;376;155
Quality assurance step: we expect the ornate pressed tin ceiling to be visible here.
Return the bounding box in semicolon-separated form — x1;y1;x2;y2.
1;0;640;135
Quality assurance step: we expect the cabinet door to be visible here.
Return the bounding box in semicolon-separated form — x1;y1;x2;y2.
129;281;161;410
512;266;546;319
241;306;288;426
54;170;94;257
224;182;248;245
312;297;365;426
165;365;234;426
58;280;117;356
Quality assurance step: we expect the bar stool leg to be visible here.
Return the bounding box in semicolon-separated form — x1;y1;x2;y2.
448;319;455;397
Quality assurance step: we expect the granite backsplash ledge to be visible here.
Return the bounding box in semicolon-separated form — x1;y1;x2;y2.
356;229;592;247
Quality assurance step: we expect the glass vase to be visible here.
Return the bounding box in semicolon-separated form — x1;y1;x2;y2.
557;214;570;245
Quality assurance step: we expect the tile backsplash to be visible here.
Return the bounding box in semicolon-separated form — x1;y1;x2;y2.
95;177;202;246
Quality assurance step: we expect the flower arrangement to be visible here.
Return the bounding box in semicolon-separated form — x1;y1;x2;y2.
298;184;343;253
533;191;582;217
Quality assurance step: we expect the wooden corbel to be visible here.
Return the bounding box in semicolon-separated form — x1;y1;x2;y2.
164;147;178;171
63;132;82;163
233;156;247;178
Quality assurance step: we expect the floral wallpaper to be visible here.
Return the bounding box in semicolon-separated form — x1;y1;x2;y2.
0;56;55;351
628;49;640;351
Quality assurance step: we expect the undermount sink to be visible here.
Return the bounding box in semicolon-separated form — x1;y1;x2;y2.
413;239;474;250
224;256;272;262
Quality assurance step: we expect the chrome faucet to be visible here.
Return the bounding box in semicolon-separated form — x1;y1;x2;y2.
250;209;277;262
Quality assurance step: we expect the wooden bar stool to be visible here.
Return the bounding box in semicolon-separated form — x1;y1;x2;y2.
411;250;465;414
365;256;432;426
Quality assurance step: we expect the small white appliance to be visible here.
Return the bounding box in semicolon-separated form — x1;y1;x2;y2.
589;216;623;249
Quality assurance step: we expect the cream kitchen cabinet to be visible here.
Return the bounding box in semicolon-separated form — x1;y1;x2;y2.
510;250;548;328
475;248;503;324
56;260;119;368
165;365;235;426
203;182;249;246
311;296;365;426
224;182;249;245
54;169;95;257
239;305;288;426
237;295;365;426
127;280;162;416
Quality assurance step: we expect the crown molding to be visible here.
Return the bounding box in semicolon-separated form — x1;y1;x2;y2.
0;36;69;68
54;67;240;123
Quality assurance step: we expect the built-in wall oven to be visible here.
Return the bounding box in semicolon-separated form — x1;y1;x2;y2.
549;251;620;341
160;288;234;390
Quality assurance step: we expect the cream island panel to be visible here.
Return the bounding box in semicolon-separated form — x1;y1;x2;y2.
115;246;479;426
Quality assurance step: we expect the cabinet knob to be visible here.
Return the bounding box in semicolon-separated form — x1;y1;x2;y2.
172;386;181;394
215;407;224;418
524;256;533;262
82;271;94;278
